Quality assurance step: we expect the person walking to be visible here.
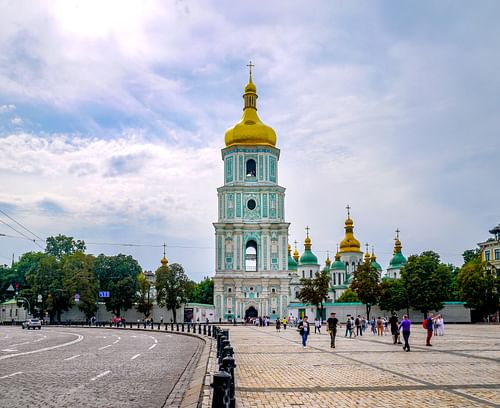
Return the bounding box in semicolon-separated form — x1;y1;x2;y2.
399;314;411;352
345;317;353;338
282;316;287;330
389;313;402;344
275;318;281;332
327;312;339;348
355;315;362;336
376;317;384;336
315;318;322;334
298;316;310;348
425;313;435;346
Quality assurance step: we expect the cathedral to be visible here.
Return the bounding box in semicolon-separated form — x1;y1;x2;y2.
213;68;407;321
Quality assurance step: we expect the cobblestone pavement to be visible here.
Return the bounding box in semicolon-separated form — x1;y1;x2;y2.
228;324;500;407
0;326;202;408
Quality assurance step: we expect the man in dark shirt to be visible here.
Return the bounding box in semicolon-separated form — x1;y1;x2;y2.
426;313;435;346
326;312;339;348
389;313;401;344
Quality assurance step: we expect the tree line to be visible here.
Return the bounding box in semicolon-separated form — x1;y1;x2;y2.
298;250;499;321
0;235;213;322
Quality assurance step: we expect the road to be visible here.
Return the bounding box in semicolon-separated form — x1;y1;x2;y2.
0;326;203;407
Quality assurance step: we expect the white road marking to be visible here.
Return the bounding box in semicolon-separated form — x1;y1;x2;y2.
0;372;23;379
1;349;18;352
154;338;158;343
64;354;81;361
98;344;112;350
0;332;84;361
130;354;141;360
148;343;157;350
8;341;30;347
90;370;111;381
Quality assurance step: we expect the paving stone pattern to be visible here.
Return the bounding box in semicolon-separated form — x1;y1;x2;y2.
228;324;500;407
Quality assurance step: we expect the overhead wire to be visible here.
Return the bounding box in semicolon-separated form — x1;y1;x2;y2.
0;208;45;241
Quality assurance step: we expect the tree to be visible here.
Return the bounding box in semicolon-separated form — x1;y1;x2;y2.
45;234;86;259
136;273;154;318
1;252;44;302
61;252;97;319
457;257;499;320
94;254;141;317
379;278;407;314
350;261;381;320
336;288;359;303
400;251;453;317
297;271;330;319
155;263;190;323
189;277;214;305
462;248;481;264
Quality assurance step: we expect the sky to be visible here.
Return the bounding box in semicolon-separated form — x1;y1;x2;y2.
1;0;499;282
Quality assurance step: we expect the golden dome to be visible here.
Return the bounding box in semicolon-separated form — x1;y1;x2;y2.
224;71;276;148
325;253;332;266
339;216;362;253
293;241;300;262
160;256;168;266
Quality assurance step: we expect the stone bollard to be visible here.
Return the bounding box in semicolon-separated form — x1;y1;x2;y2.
221;356;236;408
210;371;231;408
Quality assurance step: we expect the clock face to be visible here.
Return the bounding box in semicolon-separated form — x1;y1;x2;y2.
247;199;256;210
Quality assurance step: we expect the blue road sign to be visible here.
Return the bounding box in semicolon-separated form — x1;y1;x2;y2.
99;291;110;298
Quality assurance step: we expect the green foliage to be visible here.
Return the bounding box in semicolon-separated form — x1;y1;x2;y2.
298;271;330;316
155;263;190;323
462;248;481;265
45;234;86;259
61;252;97;319
400;251;453;315
136;273;154;318
379;278;407;313
95;254;141;316
457;257;499;317
350;261;381;320
336;288;359;303
189;277;214;305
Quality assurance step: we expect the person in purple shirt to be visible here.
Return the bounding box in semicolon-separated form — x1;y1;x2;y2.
398;314;411;352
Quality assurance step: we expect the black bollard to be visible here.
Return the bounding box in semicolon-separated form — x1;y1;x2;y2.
222;329;230;341
203;324;207;335
164;323;168;331
157;323;160;330
221;356;236;408
210;371;231;408
187;323;191;333
176;323;179;331
171;323;174;331
198;324;202;334
207;325;211;337
219;342;232;365
217;335;226;358
182;323;185;332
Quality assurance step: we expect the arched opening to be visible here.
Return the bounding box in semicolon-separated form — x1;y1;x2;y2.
246;159;256;177
245;240;257;271
245;306;258;319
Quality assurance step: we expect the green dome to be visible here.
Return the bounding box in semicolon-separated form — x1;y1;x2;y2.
389;252;406;268
371;260;383;272
300;249;318;265
330;259;345;271
288;255;298;271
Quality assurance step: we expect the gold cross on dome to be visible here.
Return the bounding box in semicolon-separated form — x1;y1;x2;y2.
163;242;167;258
305;225;310;237
246;60;255;78
395;228;400;240
346;204;351;217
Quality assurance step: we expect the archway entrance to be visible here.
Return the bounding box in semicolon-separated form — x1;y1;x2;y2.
245;306;258;320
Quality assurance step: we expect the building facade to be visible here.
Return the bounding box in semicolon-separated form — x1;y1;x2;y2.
213;71;291;321
478;224;500;276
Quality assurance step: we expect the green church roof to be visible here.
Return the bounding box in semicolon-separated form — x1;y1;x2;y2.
389;252;407;268
300;249;318;265
330;259;345;271
371;260;383;271
288;255;298;271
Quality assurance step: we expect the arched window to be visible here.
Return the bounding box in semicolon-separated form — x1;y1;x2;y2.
246;159;256;177
245;240;257;271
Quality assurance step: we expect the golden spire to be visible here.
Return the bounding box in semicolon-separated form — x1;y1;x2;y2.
304;226;312;249
364;243;371;262
339;205;362;253
293;240;300;261
288;243;292;255
335;244;341;261
393;228;402;254
325;251;331;266
224;63;277;147
160;243;168;266
371;245;377;261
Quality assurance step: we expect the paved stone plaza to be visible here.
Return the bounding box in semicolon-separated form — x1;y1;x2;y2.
228;323;500;407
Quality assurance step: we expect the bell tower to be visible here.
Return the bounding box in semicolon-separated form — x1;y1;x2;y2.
213;65;290;321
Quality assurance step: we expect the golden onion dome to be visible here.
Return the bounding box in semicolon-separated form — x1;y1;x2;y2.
339;216;362;253
293;247;300;262
160;256;168;266
224;69;276;148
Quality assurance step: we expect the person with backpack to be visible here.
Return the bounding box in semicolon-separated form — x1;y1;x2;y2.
399;314;411;352
275;318;281;332
389;313;402;345
355;315;362;336
345;317;353;338
424;313;436;346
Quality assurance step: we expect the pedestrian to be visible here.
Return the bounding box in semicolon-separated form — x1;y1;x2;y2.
355;315;362;336
275;318;281;332
376;317;383;336
370;318;376;335
425;313;435;346
326;312;339;348
389;313;402;344
399;314;411;352
282;316;287;330
298;316;310;348
436;315;445;336
345;317;353;338
315;318;321;334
